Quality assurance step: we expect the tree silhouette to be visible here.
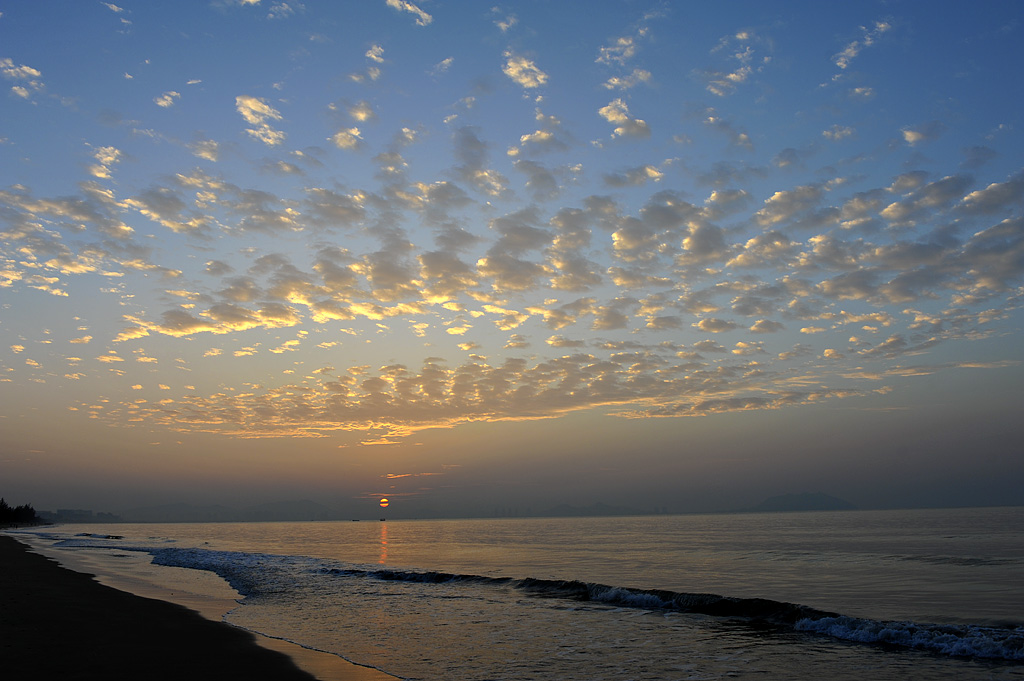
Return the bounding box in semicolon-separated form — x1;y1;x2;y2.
0;497;39;525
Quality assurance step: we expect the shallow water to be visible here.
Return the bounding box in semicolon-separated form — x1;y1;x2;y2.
13;507;1024;680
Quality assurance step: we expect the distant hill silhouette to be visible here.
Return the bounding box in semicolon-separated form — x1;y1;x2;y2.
540;502;650;517
741;492;857;513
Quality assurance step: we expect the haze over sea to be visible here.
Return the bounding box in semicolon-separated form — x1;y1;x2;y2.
12;506;1024;680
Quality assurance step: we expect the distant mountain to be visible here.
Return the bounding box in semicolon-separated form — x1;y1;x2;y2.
742;492;857;513
540;502;651;517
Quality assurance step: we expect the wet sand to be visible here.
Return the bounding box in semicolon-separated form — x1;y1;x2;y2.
0;534;393;680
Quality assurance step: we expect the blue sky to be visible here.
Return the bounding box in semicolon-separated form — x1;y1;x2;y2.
2;1;1022;516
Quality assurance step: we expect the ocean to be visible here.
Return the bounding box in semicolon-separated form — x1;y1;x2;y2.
10;507;1024;680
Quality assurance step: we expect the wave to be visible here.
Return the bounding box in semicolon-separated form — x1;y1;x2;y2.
325;567;838;622
325;565;1024;662
43;538;1024;663
796;616;1024;661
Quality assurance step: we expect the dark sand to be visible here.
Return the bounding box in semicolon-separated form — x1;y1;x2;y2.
0;535;392;680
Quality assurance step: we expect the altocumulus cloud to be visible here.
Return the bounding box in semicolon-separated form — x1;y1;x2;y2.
0;1;1022;481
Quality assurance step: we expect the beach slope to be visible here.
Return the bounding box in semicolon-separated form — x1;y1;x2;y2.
0;534;320;680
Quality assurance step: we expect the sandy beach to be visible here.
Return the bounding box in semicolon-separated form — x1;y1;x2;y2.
0;534;393;681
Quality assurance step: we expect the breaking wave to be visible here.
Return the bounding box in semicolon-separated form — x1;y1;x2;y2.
323;564;1023;661
50;539;1024;663
795;616;1024;661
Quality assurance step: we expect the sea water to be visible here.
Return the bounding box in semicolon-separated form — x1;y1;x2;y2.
10;507;1024;680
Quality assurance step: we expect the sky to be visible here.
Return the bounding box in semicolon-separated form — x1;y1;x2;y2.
1;1;1023;517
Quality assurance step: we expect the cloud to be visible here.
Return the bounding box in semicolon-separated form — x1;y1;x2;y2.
330;127;362;150
598;99;650;139
602;69;652;91
189;139;220;161
694;317;739;333
1;58;44;99
304;188;366;228
634;389;862;418
597;36;637;66
513;159;560;201
880;174;973;226
483;305;529;330
546;335;586;348
124;186;206;233
418;250;477;300
154;91;181;108
901;121;946;146
677;221;730;266
512;111;570;155
961;145;997;169
119;301;303;340
732;341;765;355
502;51;548;89
452;126;509;197
91;347;869;441
703;111;752;149
604;165;663;187
704;31;770;97
347;100;375;122
475;208;552;292
385;0;432;26
750;319;784;333
236;95;285;146
823;125;854;141
832;20;892;71
505;334;529;349
4;7;1024;471
88;146;122;178
493;11;517;33
755;183;827;227
431;57;454;76
704;188;751;215
888;171;929;194
267;2;300;19
958;171;1024;215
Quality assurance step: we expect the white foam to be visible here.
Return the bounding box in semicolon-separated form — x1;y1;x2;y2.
796;616;1024;660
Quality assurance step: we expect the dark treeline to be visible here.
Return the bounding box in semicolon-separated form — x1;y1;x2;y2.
0;498;40;525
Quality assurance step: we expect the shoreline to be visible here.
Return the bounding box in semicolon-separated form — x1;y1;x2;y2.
0;534;395;681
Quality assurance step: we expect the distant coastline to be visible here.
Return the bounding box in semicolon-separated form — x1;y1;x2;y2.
33;492;866;523
734;492;858;514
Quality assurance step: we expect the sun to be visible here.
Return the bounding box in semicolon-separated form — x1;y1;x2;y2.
379;498;389;508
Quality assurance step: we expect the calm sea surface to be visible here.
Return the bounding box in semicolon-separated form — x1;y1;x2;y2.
11;507;1024;680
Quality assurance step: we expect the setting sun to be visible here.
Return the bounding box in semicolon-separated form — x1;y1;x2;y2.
379;498;390;509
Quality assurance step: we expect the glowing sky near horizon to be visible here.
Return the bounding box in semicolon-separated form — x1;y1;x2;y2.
2;1;1023;514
